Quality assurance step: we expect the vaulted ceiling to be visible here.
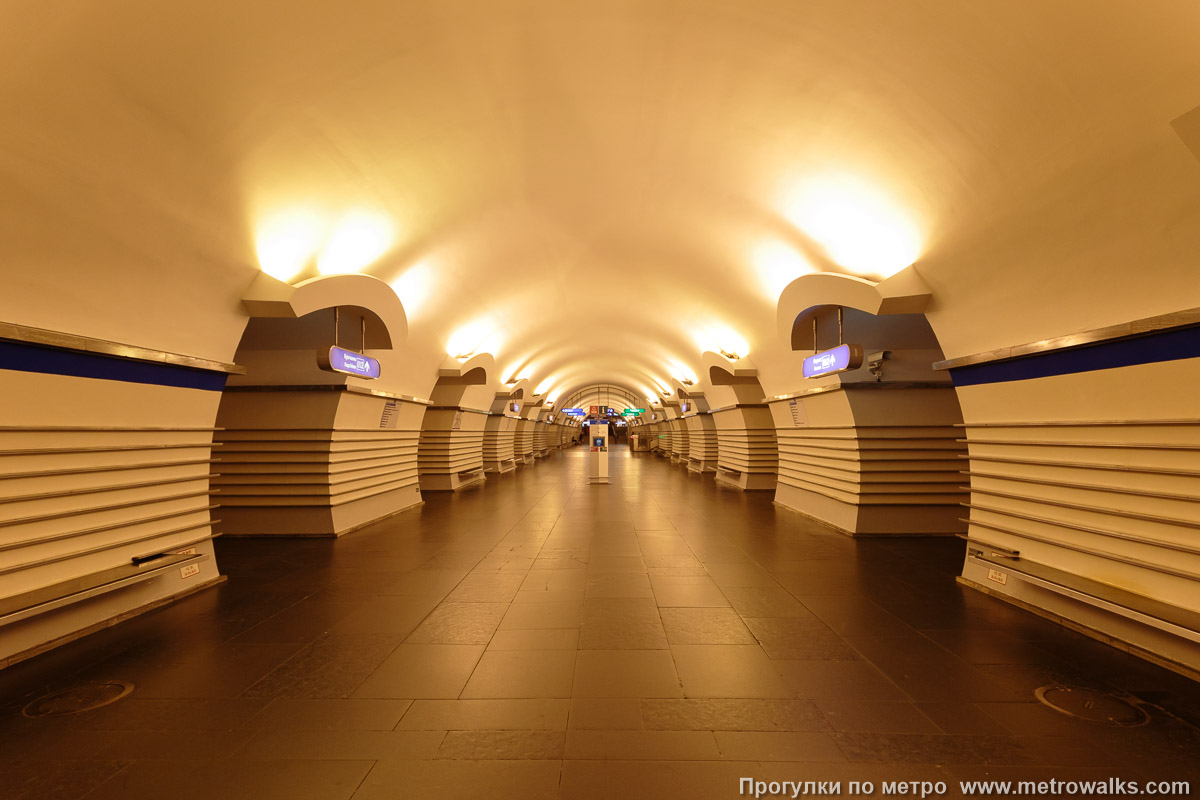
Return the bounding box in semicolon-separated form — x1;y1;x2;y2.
3;1;1198;400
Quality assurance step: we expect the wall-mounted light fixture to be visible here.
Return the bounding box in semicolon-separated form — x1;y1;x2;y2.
681;378;694;386
719;349;740;361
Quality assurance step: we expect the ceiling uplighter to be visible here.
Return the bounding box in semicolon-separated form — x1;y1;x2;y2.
781;174;921;279
317;210;394;275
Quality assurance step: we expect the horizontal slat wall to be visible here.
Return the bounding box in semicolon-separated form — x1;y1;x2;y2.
216;428;420;504
670;419;689;463
0;427;218;598
515;419;535;463
964;420;1200;604
418;408;486;483
659;421;675;457
482;414;517;473
776;425;966;506
214;389;425;535
685;413;718;473
714;405;778;490
533;420;549;456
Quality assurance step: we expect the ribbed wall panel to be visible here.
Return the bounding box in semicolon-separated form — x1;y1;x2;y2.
418;431;486;475
533;420;549;456
659;423;675;457
483;414;518;472
670;419;689;462
715;408;777;472
515;419;535;462
418;407;486;482
0;427;217;598
963;420;1200;605
685;414;718;472
776;426;966;506
215;428;420;505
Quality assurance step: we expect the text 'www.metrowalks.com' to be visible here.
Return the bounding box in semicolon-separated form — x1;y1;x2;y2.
739;777;1193;798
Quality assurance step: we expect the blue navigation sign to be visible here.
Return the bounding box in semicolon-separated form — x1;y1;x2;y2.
318;346;381;379
803;343;863;378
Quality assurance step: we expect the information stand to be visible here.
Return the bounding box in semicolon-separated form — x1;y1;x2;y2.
587;422;610;485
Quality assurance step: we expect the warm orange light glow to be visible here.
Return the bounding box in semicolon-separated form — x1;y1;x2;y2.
693;325;750;360
667;360;698;386
446;317;505;360
317;210;395;275
255;209;324;282
781;175;922;278
753;240;816;300
389;260;434;319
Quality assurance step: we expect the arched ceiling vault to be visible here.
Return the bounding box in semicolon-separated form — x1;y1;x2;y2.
2;1;1198;381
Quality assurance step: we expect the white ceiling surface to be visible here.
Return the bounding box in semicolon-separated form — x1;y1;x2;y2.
2;2;1198;401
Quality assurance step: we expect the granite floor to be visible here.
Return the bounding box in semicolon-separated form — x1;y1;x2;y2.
2;446;1199;798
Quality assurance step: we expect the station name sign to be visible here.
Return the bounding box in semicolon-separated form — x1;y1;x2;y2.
803;344;863;378
318;346;381;379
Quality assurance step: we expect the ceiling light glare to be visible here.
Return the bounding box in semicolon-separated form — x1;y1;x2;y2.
709;326;750;361
753;240;815;300
255;209;324;282
317;210;395;275
782;175;921;279
389;260;435;319
446;318;504;360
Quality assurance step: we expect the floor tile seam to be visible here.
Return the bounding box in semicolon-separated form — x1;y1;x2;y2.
72;759;137;800
846;627;1020;692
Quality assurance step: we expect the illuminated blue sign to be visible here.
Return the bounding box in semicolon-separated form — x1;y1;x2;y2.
803;344;863;378
563;408;586;416
319;346;381;379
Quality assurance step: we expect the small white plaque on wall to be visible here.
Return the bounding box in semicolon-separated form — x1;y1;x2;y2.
788;399;808;427
380;399;399;429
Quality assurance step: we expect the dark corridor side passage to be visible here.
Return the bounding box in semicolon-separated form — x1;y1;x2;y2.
0;448;1198;799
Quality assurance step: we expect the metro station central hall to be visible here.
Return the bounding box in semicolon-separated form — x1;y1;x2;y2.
2;3;1200;799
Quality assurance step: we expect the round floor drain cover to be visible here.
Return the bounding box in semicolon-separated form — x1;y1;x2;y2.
22;681;133;718
1035;685;1148;727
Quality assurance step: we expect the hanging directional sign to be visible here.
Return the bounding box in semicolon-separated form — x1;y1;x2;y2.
620;408;645;415
803;343;863;378
318;346;381;379
563;408;586;416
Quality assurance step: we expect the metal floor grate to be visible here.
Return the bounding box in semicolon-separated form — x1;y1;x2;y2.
22;681;133;718
1035;685;1149;727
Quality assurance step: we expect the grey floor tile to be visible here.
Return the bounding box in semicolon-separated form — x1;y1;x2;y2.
660;607;757;644
352;644;485;699
460;650;577;698
642;698;828;732
397;699;570;730
354;758;565;800
672;645;794;698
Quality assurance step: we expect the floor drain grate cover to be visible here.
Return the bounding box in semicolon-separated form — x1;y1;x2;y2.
22;681;133;718
1035;685;1149;727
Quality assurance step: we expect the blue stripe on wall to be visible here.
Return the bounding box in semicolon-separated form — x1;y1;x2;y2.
0;341;229;391
950;325;1200;387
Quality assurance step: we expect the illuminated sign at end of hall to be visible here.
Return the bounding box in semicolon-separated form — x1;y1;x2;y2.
802;343;863;378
